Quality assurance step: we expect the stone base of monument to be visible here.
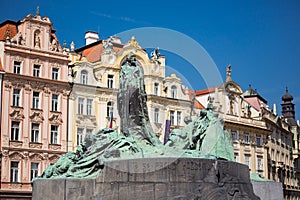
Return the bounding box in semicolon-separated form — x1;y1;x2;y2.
252;181;284;200
32;158;260;200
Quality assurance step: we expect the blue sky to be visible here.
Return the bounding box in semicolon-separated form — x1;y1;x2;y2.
1;0;300;119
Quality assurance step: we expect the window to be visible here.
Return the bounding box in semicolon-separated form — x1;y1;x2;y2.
80;70;88;85
234;153;239;162
107;75;114;88
52;68;59;80
256;134;262;146
78;98;84;114
154;108;159;123
244;132;250;144
11;121;20;141
257;157;263;170
170;111;175;126
32;91;40;109
86;99;93;115
177;111;181;126
86;129;93;135
10;161;19;182
231;131;238;142
51;94;59;111
245;155;250;169
171;85;177;99
77;128;84;145
107;102;113;117
13;89;21;106
154;83;159;95
33;64;40;77
31;123;40;142
50;125;58;144
13;61;21;74
31;163;39;180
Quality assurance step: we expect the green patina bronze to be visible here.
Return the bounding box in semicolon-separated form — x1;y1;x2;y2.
37;53;234;179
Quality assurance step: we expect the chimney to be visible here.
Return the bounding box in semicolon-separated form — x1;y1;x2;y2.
85;31;99;45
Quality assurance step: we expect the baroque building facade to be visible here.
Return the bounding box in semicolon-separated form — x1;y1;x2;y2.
68;32;197;151
195;65;300;200
0;12;70;198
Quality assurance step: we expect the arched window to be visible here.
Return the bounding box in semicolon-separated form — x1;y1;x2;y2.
107;102;113;117
171;85;177;99
80;70;88;85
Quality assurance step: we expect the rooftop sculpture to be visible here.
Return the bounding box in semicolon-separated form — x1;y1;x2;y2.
38;53;234;179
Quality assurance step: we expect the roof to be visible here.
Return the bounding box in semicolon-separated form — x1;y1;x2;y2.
242;85;267;104
187;90;205;109
0;20;18;41
194;87;216;96
76;40;124;63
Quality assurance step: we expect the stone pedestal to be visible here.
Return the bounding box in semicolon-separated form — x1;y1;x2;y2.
252;181;284;200
32;158;260;200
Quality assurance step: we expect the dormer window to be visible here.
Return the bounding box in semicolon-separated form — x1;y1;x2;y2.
171;85;177;99
80;70;88;85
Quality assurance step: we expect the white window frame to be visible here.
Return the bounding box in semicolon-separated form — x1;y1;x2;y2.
13;61;21;74
11;121;20;141
231;130;238;142
256;134;263;146
10;161;19;182
31;162;39;180
50;125;59;144
107;74;114;88
171;85;177;99
78;98;84;114
177;111;181;126
32;91;40;109
80;70;88;85
77;128;84;145
257;157;263;171
33;64;41;77
13;89;21;107
244;132;250;144
52;68;59;80
107;102;113;117
51;94;59;111
86;99;93;115
245;155;251;169
31;123;40;142
170;110;175;126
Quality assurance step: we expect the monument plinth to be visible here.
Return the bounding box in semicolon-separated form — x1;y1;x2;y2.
33;53;260;199
33;158;259;199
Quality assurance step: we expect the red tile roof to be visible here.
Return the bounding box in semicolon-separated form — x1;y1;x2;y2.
194;99;205;109
81;42;124;63
194;87;216;96
0;21;17;41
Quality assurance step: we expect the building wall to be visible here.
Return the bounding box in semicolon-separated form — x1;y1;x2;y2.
69;39;196;150
0;13;70;196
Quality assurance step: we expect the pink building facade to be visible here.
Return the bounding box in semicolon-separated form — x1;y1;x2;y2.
0;12;70;198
